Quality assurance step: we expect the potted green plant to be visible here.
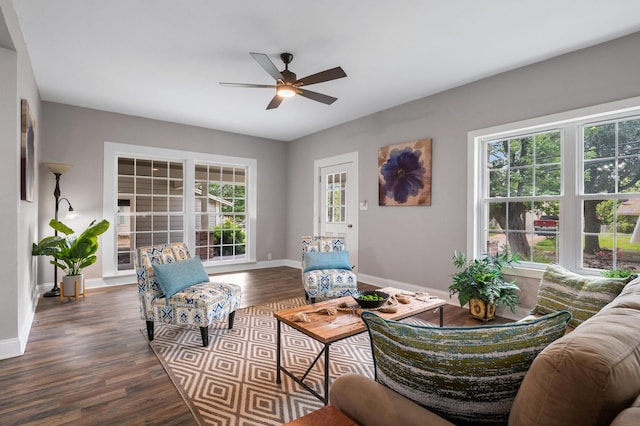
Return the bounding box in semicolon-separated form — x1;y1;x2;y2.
449;248;520;321
32;218;110;297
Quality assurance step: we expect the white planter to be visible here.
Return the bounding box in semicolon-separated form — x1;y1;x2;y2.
62;274;84;298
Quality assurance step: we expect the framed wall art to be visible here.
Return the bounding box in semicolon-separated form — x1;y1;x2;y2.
378;138;432;206
21;99;36;202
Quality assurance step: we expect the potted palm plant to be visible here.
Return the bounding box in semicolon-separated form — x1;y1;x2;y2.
32;218;110;297
449;247;520;321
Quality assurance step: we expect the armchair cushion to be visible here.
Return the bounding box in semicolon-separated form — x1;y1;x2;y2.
303;250;352;273
152;255;209;298
362;310;571;426
532;263;632;328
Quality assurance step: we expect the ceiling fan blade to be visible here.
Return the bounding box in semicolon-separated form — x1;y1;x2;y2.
250;52;283;81
266;94;283;110
219;82;276;88
295;67;347;86
297;88;338;105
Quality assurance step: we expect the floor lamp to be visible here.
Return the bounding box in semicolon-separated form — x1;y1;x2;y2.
42;162;77;298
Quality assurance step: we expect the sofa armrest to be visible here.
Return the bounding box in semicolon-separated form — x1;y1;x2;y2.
611;393;640;426
330;374;455;426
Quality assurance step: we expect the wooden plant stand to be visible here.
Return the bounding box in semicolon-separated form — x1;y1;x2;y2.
60;277;85;302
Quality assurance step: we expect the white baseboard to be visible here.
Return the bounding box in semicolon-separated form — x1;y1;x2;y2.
37;259;290;293
0;306;34;360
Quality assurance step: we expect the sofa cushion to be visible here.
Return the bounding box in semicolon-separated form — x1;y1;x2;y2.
303;250;352;273
532;263;632;327
152;255;210;298
510;279;640;425
361;310;571;426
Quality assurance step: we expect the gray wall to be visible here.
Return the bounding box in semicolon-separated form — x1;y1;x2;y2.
3;4;640;357
37;103;289;284
287;31;640;308
0;0;41;356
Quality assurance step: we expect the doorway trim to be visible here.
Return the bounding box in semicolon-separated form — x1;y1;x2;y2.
313;151;359;261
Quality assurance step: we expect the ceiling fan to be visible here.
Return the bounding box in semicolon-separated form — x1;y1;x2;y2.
219;52;347;110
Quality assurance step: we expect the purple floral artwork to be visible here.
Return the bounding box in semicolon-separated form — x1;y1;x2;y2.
378;139;432;206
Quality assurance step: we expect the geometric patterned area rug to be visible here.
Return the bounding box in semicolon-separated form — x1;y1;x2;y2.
146;297;378;425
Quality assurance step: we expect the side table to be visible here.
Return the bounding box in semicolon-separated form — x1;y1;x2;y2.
283;405;357;426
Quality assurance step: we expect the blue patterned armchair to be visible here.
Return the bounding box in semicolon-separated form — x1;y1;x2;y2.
135;242;242;347
301;236;358;303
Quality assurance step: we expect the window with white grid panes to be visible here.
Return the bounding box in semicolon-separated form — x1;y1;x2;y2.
194;164;247;261
326;171;346;223
116;158;184;270
472;103;640;274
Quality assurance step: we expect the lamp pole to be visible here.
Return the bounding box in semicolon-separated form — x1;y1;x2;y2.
42;163;73;298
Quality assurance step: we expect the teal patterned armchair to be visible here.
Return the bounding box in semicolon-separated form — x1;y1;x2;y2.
135;242;242;347
301;236;358;303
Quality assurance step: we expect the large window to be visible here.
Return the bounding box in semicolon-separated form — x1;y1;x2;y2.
471;98;640;275
103;143;256;276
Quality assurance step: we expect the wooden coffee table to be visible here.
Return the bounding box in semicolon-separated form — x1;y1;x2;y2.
274;288;446;404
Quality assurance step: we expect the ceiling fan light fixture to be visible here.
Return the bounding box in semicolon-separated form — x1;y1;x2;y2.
277;85;296;98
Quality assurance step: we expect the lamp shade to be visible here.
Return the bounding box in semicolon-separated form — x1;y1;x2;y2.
44;162;72;174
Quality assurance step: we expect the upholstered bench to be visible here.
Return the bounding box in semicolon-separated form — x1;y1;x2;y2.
135;242;242;347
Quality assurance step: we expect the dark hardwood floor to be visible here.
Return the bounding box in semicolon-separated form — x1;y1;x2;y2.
0;266;507;425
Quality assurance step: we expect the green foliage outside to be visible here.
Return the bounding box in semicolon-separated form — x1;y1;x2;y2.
212;219;246;256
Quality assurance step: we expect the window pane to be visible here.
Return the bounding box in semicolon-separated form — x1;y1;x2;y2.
154;216;168;231
509;167;532;197
136;216;151;232
584;159;616;194
584;123;615;159
152;196;167;212
152;160;168;178
137;177;151;194
118;158;134;175
118;176;134;194
152;178;168;195
136;159;152;177
510;137;533;167
583;199;640;271
535;132;561;165
169;162;183;179
535;165;561;195
619;119;640;156
170;215;183;231
195;164;208;180
169;197;182;212
169;179;183;196
137;196;152;212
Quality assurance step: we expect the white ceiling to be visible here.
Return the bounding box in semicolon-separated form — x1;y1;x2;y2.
12;0;640;141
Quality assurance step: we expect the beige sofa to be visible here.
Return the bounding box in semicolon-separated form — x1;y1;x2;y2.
330;276;640;426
